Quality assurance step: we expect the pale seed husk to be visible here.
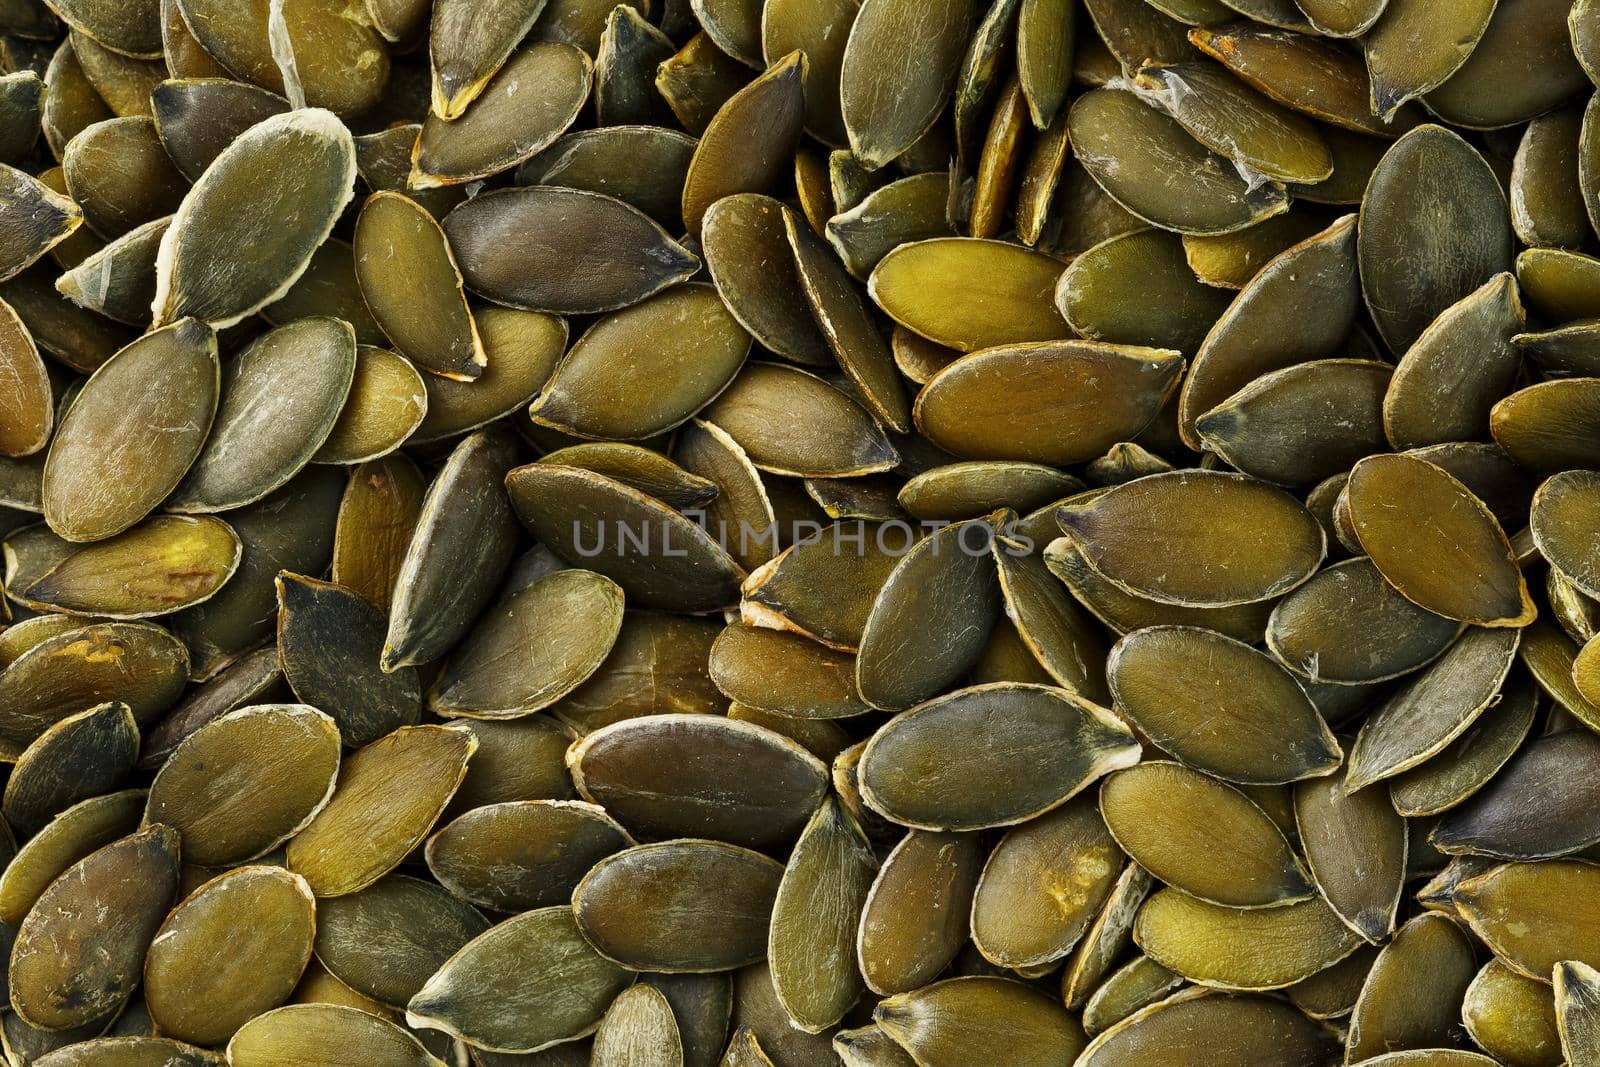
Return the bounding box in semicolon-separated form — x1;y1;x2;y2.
839;0;973;170
681;51;805;235
1057;470;1326;608
1388;673;1538;818
354;191;483;382
425;800;629;912
970;794;1122;970
2;701;136;838
1107;625;1341;784
1346;453;1533;626
1100;760;1311;908
54;214;170;327
444;186;698;315
144;703;339;867
1295;764;1407;943
1345;626;1521;792
229;1004;446;1067
591;984;684;1067
151;108;355;329
1133;889;1362;991
529;284;750;441
284;723;475;898
568;713;827;851
858;682;1139;831
10;824;179;1030
869;237;1071;352
874;977;1086;1067
1431;730;1600;860
700;362;898;478
142;866;316;1046
1345;912;1479;1060
277;572;420;747
42;318;217;543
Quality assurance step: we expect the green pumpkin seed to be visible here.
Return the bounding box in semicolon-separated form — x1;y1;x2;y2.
1059;863;1155;1010
42;318;217;543
1081;0;1189;77
832;1025;915;1067
1462;958;1563;1067
1345;912;1478;1060
1511;104;1590;249
1347;453;1532;626
1358;126;1512;354
10;825;179;1030
970;794;1122;969
40;39;114;160
741;522;898;652
277;572;420;746
762;0;855;146
314;874;489;1010
542;444;714;512
329;455;425;610
1521;620;1600;729
681;51;805;235
55;215;170;327
968;76;1028;239
1345;626;1520;791
673;419;781;572
1082;957;1183;1036
1295;765;1407;942
857;830;980;996
1295;0;1384;35
593;5;675;127
1015;0;1073;129
869;237;1070;352
33;1037;223;1067
0;72;41;166
230;1004;445;1067
145;703;339;867
1388;674;1537;818
1;698;126;835
1517;247;1600;323
1516;321;1600;379
310;345;427;465
700;194;829;366
0;295;50;458
1059;471;1326;608
506;464;744;612
61;117;183;239
1134;889;1362;991
1425;0;1587;130
709;624;869;720
354;192;483;382
428;0;547;119
0;790;142;930
1266;557;1461;685
839;0;972;169
285;724;475;897
874;977;1085;1067
1493;378;1600;476
529;285;750;440
1056;229;1230;352
1455;861;1600;980
899;463;1077;522
1182;213;1326;291
1362;0;1496;119
993;541;1109;700
519;126;697;231
1177;215;1359;447
44;0;159;57
445;715;574;816
1;267;134;375
412;308;564;444
655;33;752;137
149;78;289;183
143;866;315;1046
24;515;239;618
1432;730;1600;859
722;1027;777;1067
569;714;827;850
859;682;1139;830
700;362;897;477
152;108;355;328
1078;987;1339;1066
425;800;629;912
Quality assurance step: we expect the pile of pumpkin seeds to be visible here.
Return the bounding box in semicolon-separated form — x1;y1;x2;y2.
7;0;1600;1062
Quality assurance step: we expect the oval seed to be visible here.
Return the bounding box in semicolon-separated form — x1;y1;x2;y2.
681;52;805;235
1100;761;1311;908
1362;0;1497;120
444;186;698;314
839;0;973;169
1078;987;1339;1065
428;0;548;119
143;866;315;1046
1055;229;1230;353
826;172;953;281
1388;674;1538;818
700;193;830;366
285;724;475;897
1455;861;1600;980
858;682;1139;831
0;297;50;459
1107;626;1341;784
152;108;355;329
149;77;290;183
426;800;630;912
1345;912;1479;1061
869;237;1070;352
1463;958;1563;1067
710;625;870;720
591;984;683;1067
24;515;241;619
42;319;217;543
569;714;827;851
1295;765;1408;942
701;362;898;478
1535;470;1600;600
1430;731;1600;860
1134;889;1362;991
1425;0;1587;131
2;701;136;838
230;1004;445;1067
1558;960;1600;1065
993;543;1109;701
874;977;1085;1067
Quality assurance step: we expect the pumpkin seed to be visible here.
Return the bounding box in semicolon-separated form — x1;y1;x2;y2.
428;0;547;119
149;77;289;183
1511;104;1590;250
230;1004;445;1067
593;5;674;127
520;126;696;231
1426;0;1587;131
1387;673;1538;818
1078;987;1339;1065
425;800;628;912
1432;730;1600;860
655;33;751;136
681;51;805;235
54;214;169;327
874;977;1085;1066
1493;377;1600;476
1295;764;1408;942
839;0;973;170
1059;863;1155;1010
857;830;981;996
1557;960;1600;1065
1346;912;1479;1060
3;701;135;837
0;296;50;459
329;455;425;610
1463;958;1563;1067
1057;229;1229;353
700;194;829;366
1082;957;1183;1036
1134;889;1362;991
1363;0;1496;120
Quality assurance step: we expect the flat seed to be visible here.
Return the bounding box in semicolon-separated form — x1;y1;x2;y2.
44;0;159;57
277;572;420;746
2;701;135;837
149;78;289;183
762;0;855;146
700;362;897;477
145;703;339;867
593;5;675;127
61;117;183;239
544;443;716;511
1517;247;1600;322
519;126;697;231
1077;988;1339;1065
839;0;972;169
858;682;1139;831
428;0;547;119
644;973;732;1067
1100;761;1311;908
1295;765;1407;943
1081;0;1190;77
425;800;628;912
170;317;356;511
1511;103;1590;250
722;1027;777;1067
1384;273;1524;449
143;866;315;1046
1133;889;1362;991
673;419;781;573
1082;957;1183;1036
229;1004;445;1067
353;127;465;221
0;297;49;459
1492;378;1600;476
574;840;783;972
284;724;475;897
1345;626;1521;791
1455;861;1600;980
1388;674;1538;818
42;318;217;543
1182;213;1326;290
1516;321;1600;378
152;108;355;329
1058;470;1326;608
1108;625;1341;784
40;39;114;161
1068;87;1288;237
55;215;170;327
32;1037;224;1066
857;830;980;996
970;794;1122;969
874;977;1085;1067
1558;960;1600;1065
1266;557;1461;685
24;514;240;618
869;237;1070;352
709;625;869;720
445;715;574;815
413;308;564;444
1177;215;1360;447
739;525;892;648
1347;453;1533;626
655;33;752;137
1431;730;1600;860
1463;959;1563;1067
681;51;805;235
569;714;827;850
592;984;684;1067
993;541;1109;701
329;455;425;611
1059;863;1156;1010
832;1025;915;1067
0;790;144;927
10;825;179;1030
506;465;744;612
529;285;750;440
1196;358;1392;487
354;192;483;382
1358;125;1512;354
1363;0;1497;120
313;874;489;1009
687;0;760;67
1426;0;1587;130
767;798;876;1032
1056;229;1230;353
1345;913;1479;1060
698;194;829;366
310;345;427;465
